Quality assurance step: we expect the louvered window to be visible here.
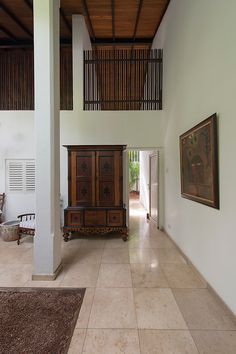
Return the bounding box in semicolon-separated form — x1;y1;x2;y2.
6;160;35;193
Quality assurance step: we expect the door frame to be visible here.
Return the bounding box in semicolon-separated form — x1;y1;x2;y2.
125;147;162;230
149;151;159;228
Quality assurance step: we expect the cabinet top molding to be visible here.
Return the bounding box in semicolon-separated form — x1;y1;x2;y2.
63;145;127;151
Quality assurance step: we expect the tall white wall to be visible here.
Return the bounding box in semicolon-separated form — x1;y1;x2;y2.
0;13;165;221
0;112;35;220
0;110;164;220
153;0;236;314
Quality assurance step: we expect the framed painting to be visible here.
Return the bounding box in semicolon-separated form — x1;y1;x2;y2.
179;113;219;209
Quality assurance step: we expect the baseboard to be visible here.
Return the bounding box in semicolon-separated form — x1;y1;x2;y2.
32;262;63;281
163;227;236;320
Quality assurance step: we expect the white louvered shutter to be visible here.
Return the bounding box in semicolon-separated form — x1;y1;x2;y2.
6;160;35;193
7;161;24;192
25;161;35;192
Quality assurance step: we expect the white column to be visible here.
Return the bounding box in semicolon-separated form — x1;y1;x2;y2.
33;0;62;279
72;15;92;112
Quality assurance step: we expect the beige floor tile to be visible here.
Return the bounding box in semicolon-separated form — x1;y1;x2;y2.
68;329;86;354
83;329;140;354
62;238;83;248
60;263;100;287
153;248;187;264
102;248;130;263
129;248;159;264
128;238;152;249
104;237;128;248
0;264;32;287
88;288;137;328
139;330;198;354
191;330;236;354
131;263;169;288
0;247;33;264
149;235;176;248
97;264;132;288
79;238;106;249
173;289;236;330
134;288;187;329
161;263;207;288
75;288;95;329
62;245;96;264
70;248;103;265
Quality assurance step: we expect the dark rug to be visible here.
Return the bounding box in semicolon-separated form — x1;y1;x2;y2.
0;287;86;354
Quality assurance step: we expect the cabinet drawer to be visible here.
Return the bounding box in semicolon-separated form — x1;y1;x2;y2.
107;210;123;226
66;211;83;226
84;210;106;226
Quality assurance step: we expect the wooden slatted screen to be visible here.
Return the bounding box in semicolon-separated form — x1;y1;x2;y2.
0;48;73;110
84;49;162;110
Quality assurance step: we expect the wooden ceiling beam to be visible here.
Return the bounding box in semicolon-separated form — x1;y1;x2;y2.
153;0;170;38
111;0;115;41
133;0;144;43
60;8;72;34
24;0;33;12
0;1;33;38
0;25;18;42
81;0;95;41
0;37;153;49
91;38;152;46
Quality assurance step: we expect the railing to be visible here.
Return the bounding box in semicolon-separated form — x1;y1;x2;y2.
129;150;140;163
84;49;162;111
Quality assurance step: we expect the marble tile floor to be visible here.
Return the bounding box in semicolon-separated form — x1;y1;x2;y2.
0;199;236;353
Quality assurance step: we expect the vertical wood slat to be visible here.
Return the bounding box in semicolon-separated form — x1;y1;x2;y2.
83;48;163;111
0;48;73;110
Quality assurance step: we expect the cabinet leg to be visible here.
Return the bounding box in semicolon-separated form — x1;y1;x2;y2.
121;228;128;242
63;233;69;242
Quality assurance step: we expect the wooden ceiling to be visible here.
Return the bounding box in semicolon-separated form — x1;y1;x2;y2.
0;0;170;50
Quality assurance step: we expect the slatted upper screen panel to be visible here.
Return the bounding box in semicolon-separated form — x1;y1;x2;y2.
0;49;34;110
84;49;162;110
0;48;72;110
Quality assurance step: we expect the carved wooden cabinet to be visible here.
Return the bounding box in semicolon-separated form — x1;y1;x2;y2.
63;145;128;241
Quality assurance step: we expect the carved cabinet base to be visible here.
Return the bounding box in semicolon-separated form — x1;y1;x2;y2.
63;226;128;242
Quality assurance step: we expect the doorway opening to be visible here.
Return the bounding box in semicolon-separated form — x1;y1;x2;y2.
128;149;159;228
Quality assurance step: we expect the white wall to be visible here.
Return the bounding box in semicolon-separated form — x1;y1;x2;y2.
0;11;165;221
0;112;35;220
0;109;164;220
153;0;236;314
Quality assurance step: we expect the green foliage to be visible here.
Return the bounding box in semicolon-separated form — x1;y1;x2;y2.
129;161;140;190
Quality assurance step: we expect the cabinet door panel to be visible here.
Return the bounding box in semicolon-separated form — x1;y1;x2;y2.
107;210;123;226
66;211;83;226
96;150;122;207
84;210;106;226
77;155;92;177
76;181;92;205
98;181;115;206
98;155;114;177
71;151;95;206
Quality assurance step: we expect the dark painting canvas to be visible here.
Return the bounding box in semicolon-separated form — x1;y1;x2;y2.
180;114;219;209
